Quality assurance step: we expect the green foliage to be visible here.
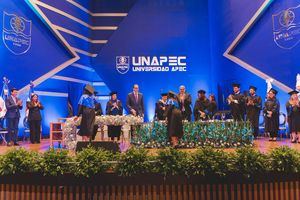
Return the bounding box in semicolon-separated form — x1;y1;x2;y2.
115;147;151;176
1;145;300;178
268;146;300;173
74;146;113;178
154;148;189;176
232;147;268;178
40;148;73;176
188;147;233;177
134;121;253;148
0;148;41;175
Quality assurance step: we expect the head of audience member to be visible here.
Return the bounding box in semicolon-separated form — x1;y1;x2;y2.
31;93;39;102
232;83;240;94
249;86;257;96
198;90;206;100
10;88;18;98
179;85;186;94
289;90;299;101
209;94;216;102
161;93;168;102
110;91;117;101
268;88;277;99
133;84;139;94
84;84;95;96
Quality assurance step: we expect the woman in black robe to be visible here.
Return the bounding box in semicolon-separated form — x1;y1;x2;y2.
106;92;123;141
208;94;217;119
286;90;300;143
263;88;280;141
165;91;183;147
76;84;96;141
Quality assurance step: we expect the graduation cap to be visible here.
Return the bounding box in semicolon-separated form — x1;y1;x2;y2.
198;90;206;94
268;88;278;95
232;83;240;88
84;84;95;94
168;91;177;98
161;93;168;97
249;86;257;91
288;90;299;95
109;91;117;96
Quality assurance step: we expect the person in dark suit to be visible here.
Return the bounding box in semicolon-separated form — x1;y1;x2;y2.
126;84;144;117
5;88;23;146
154;93;168;120
26;93;44;144
177;85;192;121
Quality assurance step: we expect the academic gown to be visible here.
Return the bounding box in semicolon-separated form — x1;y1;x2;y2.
245;94;262;129
106;99;123;138
207;101;217;119
77;94;95;137
155;100;168;120
227;92;245;121
286;101;300;132
263;97;280;133
193;98;210;121
166;99;183;138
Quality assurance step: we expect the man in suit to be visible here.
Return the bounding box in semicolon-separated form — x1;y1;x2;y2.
5;88;23;146
126;84;144;117
177;85;192;121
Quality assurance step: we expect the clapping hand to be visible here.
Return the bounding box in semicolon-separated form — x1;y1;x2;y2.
17;100;22;106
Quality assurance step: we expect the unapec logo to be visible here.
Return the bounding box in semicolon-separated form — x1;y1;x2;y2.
116;56;130;74
116;56;187;74
272;5;300;49
2;12;32;55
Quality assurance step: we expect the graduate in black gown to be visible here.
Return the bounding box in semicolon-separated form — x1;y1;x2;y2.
92;92;103;141
207;94;217;119
106;92;123;141
177;85;192;121
263;88;280;141
193;90;210;121
76;84;96;141
154;93;168;120
166;91;183;147
245;86;262;138
286;90;300;143
227;83;245;121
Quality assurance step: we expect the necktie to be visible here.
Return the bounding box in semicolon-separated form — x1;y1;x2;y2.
135;93;138;102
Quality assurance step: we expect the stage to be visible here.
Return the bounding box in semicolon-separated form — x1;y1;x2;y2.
0;137;299;155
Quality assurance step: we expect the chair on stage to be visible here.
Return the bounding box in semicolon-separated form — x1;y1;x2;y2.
0;129;8;145
259;112;288;139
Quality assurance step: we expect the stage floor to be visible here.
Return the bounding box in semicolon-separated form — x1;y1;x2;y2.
0;137;299;155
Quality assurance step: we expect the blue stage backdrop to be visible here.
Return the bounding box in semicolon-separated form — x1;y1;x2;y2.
92;0;213;121
0;0;76;136
1;0;300;136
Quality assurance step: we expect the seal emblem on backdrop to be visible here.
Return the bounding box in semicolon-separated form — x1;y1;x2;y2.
2;12;32;55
